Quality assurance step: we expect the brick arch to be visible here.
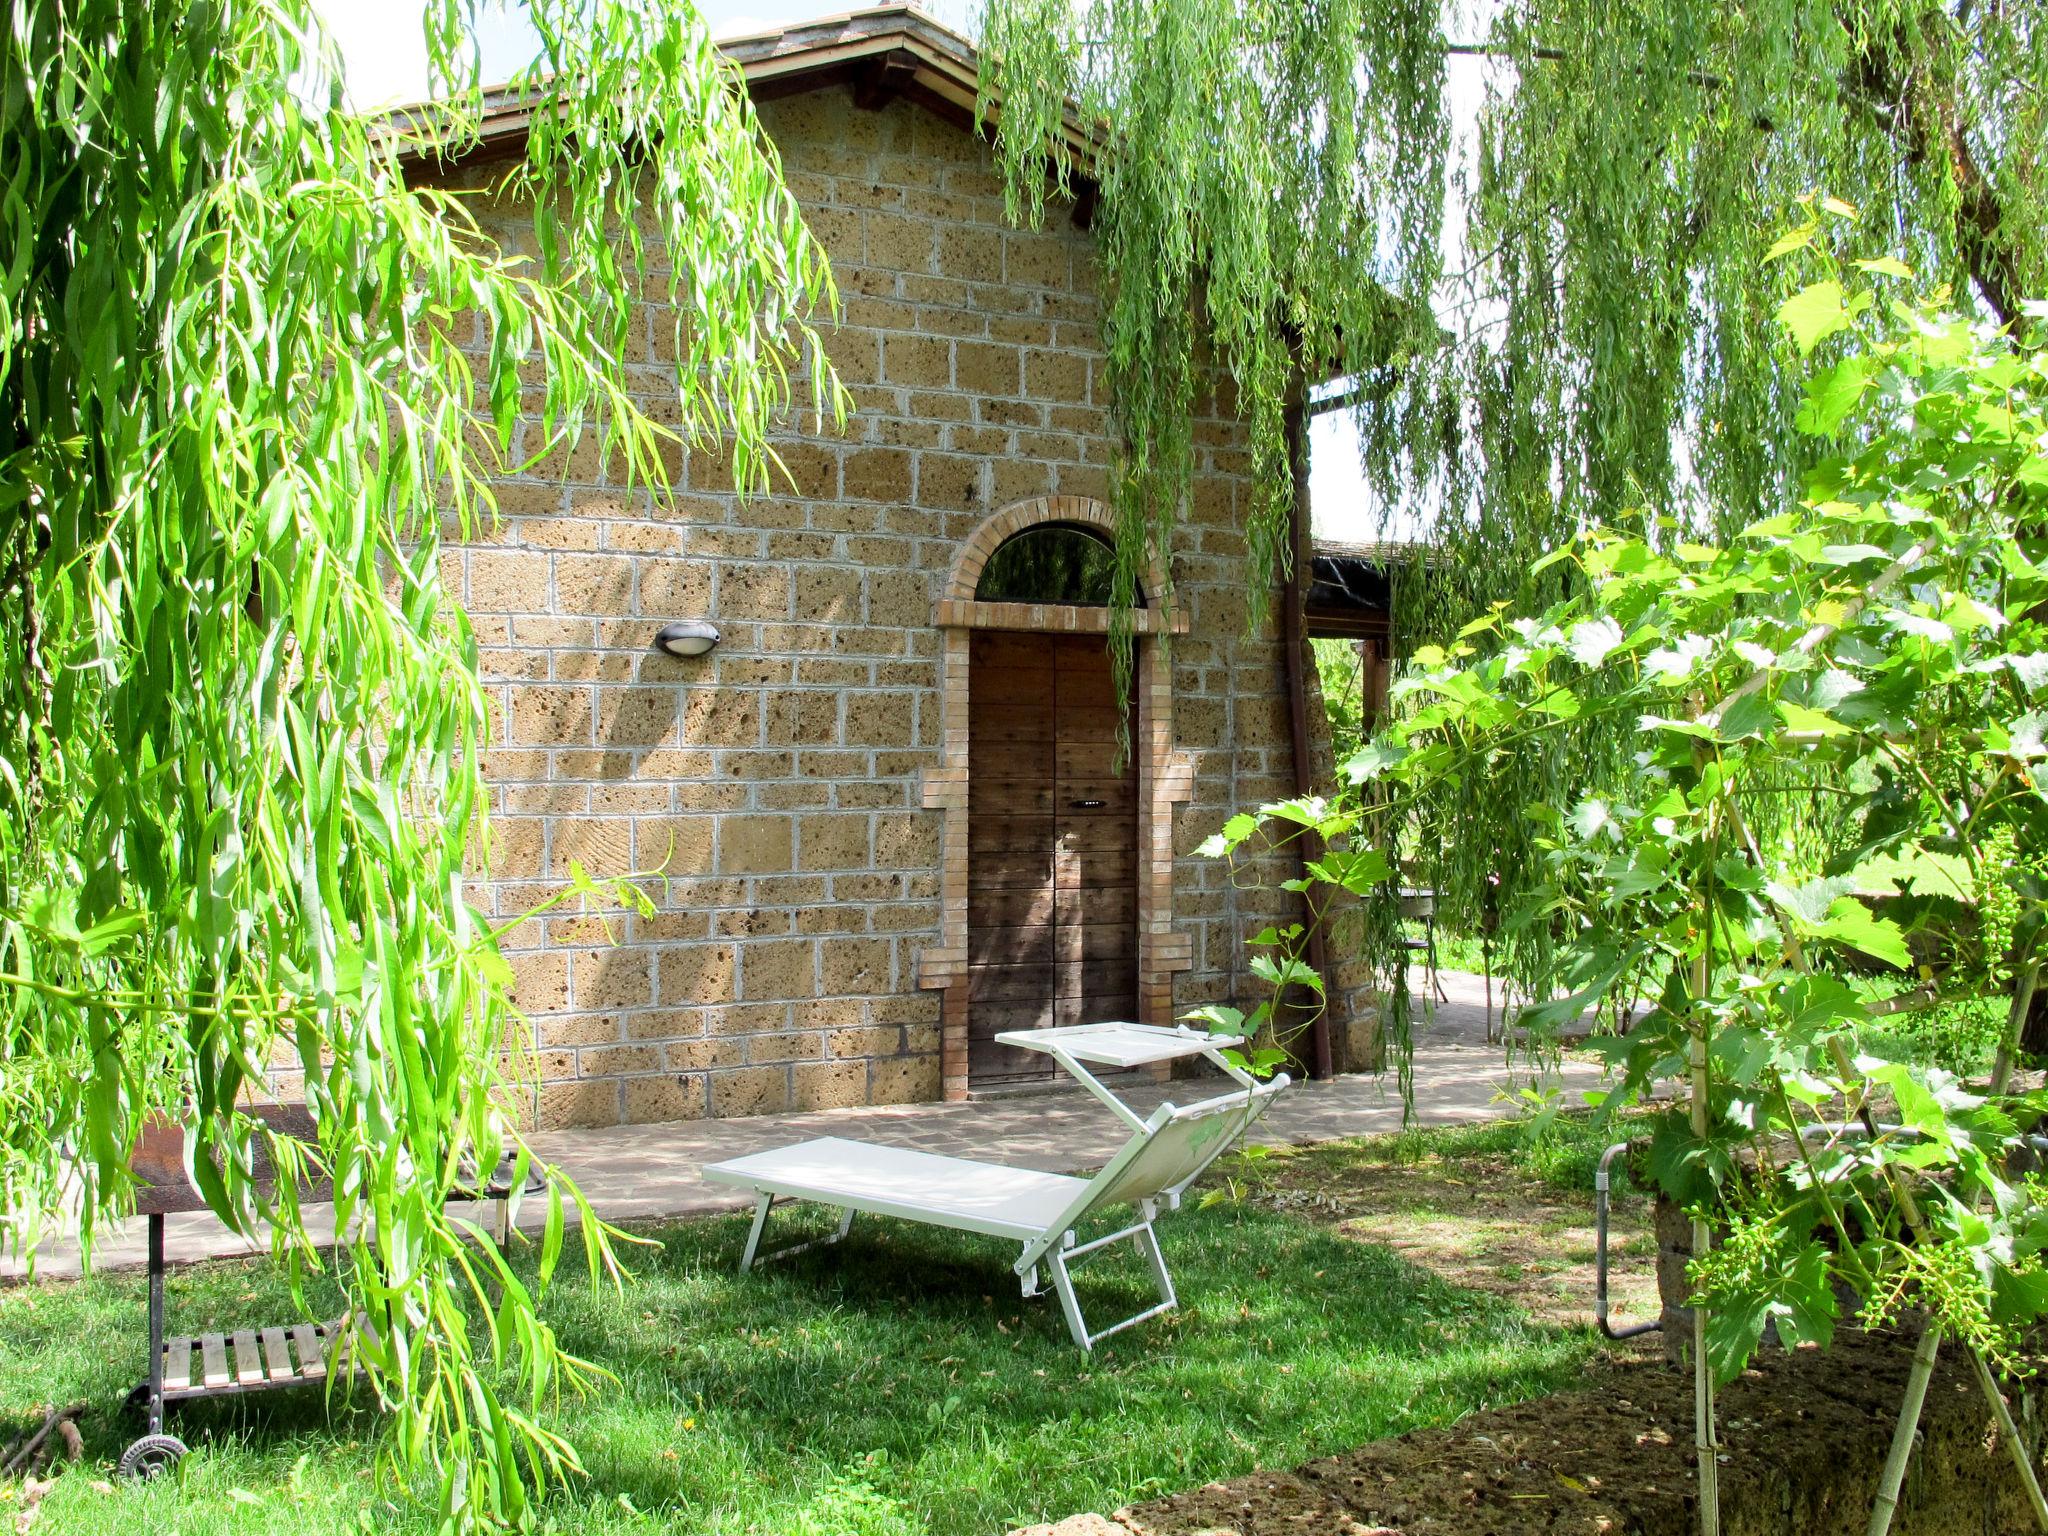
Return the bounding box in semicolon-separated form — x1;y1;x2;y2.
943;495;1167;609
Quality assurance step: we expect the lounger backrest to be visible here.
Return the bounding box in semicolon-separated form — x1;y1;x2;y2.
1020;1076;1289;1269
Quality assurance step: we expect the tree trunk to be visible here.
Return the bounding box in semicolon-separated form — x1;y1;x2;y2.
1845;16;2029;329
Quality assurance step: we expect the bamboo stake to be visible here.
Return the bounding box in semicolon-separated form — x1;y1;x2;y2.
1985;951;2048;1527
1815;1034;1958;1536
1867;1321;1941;1536
1973;1350;2048;1530
1706;538;2043;1533
1690;949;1720;1536
1720;792;1992;1536
1821;1035;2048;1533
1991;949;2039;1096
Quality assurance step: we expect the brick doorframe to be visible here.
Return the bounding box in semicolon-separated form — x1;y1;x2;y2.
917;496;1195;1101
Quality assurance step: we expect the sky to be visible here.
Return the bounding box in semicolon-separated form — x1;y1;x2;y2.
306;0;1473;545
309;1;979;105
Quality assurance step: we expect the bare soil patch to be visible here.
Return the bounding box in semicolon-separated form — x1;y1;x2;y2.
1015;1134;2043;1536
1221;1136;1661;1335
1110;1329;2034;1536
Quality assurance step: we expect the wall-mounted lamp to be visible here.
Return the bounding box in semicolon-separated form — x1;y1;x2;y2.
653;620;721;659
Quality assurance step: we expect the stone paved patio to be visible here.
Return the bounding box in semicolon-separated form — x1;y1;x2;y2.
7;969;1602;1280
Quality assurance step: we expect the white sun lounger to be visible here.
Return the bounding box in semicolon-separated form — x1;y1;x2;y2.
702;1073;1289;1351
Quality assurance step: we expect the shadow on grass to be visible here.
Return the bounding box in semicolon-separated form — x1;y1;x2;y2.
0;1259;376;1472
0;1198;1597;1535
545;1200;1584;1532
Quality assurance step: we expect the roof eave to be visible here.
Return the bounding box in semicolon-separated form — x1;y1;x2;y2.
389;4;1095;179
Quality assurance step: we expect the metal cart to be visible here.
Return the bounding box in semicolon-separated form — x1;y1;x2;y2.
119;1109;533;1477
121;1105;348;1479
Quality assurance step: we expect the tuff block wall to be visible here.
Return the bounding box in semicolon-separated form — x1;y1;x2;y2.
445;88;1306;1129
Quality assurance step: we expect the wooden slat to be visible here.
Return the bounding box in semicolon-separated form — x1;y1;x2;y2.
1057;841;1137;871
1066;920;1138;960
966;1037;1058;1082
1056;768;1135;798
231;1328;264;1386
1056;857;1137;889
1071;992;1139;1025
1061;786;1136;815
969;662;1054;705
1052;993;1138;1027
970;710;1057;746
1051;680;1119;710
967;964;1056;1002
292;1322;327;1380
1057;817;1134;851
1058;770;1136;801
969;996;1057;1034
1056;741;1133;775
164;1336;193;1393
968;779;1054;814
969;814;1052;852
1053;704;1125;743
1075;960;1136;995
200;1333;230;1389
968;991;1134;1032
968;885;1057;927
1058;827;1137;857
1067;887;1133;923
966;924;1054;966
1056;630;1122;663
968;849;1055;889
962;741;1048;774
325;1320;353;1377
1064;856;1146;876
973;632;1057;668
969;959;1135;1000
261;1326;293;1382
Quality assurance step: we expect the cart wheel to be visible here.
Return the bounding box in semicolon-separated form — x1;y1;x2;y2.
117;1433;187;1479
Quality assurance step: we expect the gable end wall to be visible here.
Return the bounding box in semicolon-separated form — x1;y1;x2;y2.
443;89;1306;1128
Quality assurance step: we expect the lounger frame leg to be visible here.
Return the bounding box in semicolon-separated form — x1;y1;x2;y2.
738;1193;855;1273
1045;1219;1178;1352
740;1194;774;1272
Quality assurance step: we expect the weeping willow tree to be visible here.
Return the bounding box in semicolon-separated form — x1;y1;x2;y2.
1;0;836;1522
978;0;2048;1009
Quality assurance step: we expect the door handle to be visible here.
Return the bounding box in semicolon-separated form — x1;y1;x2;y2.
1070;799;1106;809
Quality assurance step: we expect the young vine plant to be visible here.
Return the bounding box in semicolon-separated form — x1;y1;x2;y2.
1195;230;2048;1528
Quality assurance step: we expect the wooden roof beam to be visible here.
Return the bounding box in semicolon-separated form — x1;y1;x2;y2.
853;48;920;111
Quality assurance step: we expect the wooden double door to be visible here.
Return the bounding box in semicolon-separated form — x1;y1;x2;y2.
967;632;1138;1085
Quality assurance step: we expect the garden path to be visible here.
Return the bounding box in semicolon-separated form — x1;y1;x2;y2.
9;969;1609;1280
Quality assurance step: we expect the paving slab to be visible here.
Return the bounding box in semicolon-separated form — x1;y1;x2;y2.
5;970;1600;1280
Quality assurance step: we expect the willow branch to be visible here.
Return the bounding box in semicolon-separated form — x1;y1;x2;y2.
1440;38;1735;94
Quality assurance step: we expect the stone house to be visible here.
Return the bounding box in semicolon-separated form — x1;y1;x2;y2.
432;6;1374;1130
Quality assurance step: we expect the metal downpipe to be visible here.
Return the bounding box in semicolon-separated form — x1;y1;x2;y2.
1595;1141;1661;1341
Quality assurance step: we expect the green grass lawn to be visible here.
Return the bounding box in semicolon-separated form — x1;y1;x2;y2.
1;1143;1609;1535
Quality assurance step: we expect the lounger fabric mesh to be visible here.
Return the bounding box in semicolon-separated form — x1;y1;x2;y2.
702;1075;1289;1350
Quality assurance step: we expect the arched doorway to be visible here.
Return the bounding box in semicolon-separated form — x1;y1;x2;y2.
918;497;1193;1100
967;525;1140;1084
